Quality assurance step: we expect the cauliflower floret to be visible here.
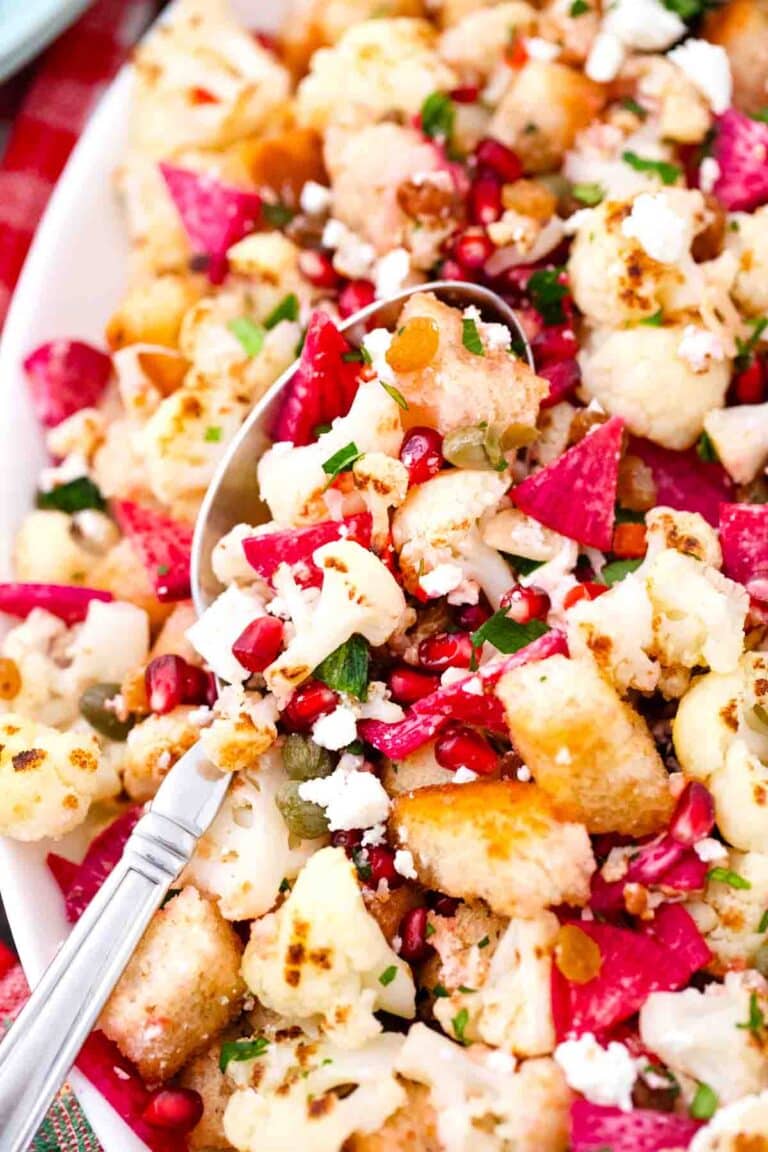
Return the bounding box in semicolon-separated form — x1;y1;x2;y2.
257;379;404;527
564;119;680;203
395;1023;571;1152
91;419;151;506
0;610;73;725
645;506;723;567
199;686;279;774
391;780;595;916
704;402;768;485
211;523;266;588
13;510;100;586
113;343;188;424
567;571;659;695
224;233;310;321
579;325;731;450
389;292;547;439
687;850;768;975
673;666;744;784
224;1032;407;1152
639;971;768;1105
296;18;457;131
710;740;768;854
186;585;268;684
0;713;111;840
184;751;320;920
265;540;406;703
241;846;415;1047
67;600;151;690
350;453;409;544
480;507;569;563
46;407;107;462
498;654;673;836
489;60;604;174
438;2;537;80
689;1088;768;1152
123;707;199;802
636;56;712;144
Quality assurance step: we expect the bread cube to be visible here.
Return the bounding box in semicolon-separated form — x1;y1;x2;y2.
106;273;203;351
179;1035;237;1151
703;0;768;118
382;742;454;796
101;886;245;1083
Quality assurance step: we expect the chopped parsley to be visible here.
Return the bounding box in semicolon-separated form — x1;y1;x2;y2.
471;611;548;655
315;634;369;699
736;992;765;1036
640;308;664;327
379;965;398;987
380;380;409;410
696;431;719;463
433;983;449;998
322;440;362;478
661;0;708;19
462;316;485;357
751;108;768;124
219;1037;269;1072
420;91;455;142
735;316;768;369
262;201;294;228
507;554;545;577
228;315;265;357
707;866;752;890
527;267;568;325
265;292;299;330
759;909;768;934
622;151;681;186
278;878;291;893
458;985;477;994
690;1082;718;1121
600;558;644;586
569;0;590;13
621;97;648;120
572;181;604;206
342;346;372;364
36;476;106;514
204;425;222;443
452;1007;470;1044
478;935;490;949
156;564;170;576
425;922;436;938
313;422;333;438
352;847;372;882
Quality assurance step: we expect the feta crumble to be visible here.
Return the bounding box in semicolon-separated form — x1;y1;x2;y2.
299;180;332;215
677;325;725;373
362;327;396;386
373;247;411;300
694;837;729;863
299;763;391;831
453;767;479;784
554;1033;638;1111
523;37;561;62
668;39;732;114
419;563;465;598
322;218;375;279
311;704;358;751
394;848;418;880
699;157;721;195
621;193;689;264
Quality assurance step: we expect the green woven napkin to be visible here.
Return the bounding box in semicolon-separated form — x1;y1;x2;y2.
32;1089;101;1152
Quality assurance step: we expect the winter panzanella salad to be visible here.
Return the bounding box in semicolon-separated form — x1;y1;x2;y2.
4;0;768;1148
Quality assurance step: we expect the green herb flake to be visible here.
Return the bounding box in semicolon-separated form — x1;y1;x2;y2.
433;983;449;998
735;316;768;369
458;985;477;994
379;965;398;987
219;1037;269;1073
752;108;768;124
759;909;768;934
315;633;370;699
452;1007;470;1044
661;0;706;19
204;425;222;443
420;91;455;142
228;315;266;358
265;292;300;330
425;922;436;938
156;564;170;576
380;380;409;410
696;431;719;463
621;97;648;120
342;348;366;363
279;878;291;893
708;866;752;890
507;554;545;577
471;611;548;655
690;1082;718;1121
527;267;569;325
322;440;362;478
352;847;372;882
736;991;765;1036
262;201;294;228
478;935;490;949
600;558;644;586
313;422;333;438
569;0;589;13
462;316;485;357
640;308;664;327
572;181;604;206
622;151;681;186
36;476;106;514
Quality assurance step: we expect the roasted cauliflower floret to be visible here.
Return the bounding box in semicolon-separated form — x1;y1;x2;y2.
725;206;768;316
438;2;537;80
710;740;768;854
0;713;114;840
199;686;279;773
223;233;309;322
391;780;595;916
123;707;200;802
645;506;723;567
241;847;415;1047
704;402;768;485
498;654;673;836
687;850;768;976
13;510;99;586
296;18;457;131
343;1081;438;1152
673;666;744;784
101;886;245;1083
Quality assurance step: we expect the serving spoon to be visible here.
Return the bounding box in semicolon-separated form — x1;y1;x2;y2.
0;281;532;1150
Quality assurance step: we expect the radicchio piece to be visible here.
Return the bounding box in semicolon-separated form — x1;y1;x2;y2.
243;513;373;582
23;339;111;428
630;437;732;526
114;501;193;603
719;502;768;590
712;108;768;212
0;582;113;625
271;311;361;446
570;1099;701;1152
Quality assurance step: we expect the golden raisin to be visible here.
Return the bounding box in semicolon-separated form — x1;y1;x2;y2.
617;453;657;512
0;657;21;701
501;179;557;222
567;408;609;446
554;924;602;984
691;194;726;264
386;317;440;374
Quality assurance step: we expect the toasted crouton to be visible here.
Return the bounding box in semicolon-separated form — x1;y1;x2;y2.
703;0;768;118
391;780;595;916
344;1081;440;1152
180;1035;237;1151
381;742;454;796
106;274;204;351
498;655;673;837
100;886;245;1083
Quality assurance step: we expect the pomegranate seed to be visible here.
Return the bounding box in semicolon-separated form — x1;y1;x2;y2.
181;663;216;706
142;1088;203;1132
232;616;285;674
500;584;550;623
733;358;765;404
669;781;715;846
453;228;494;272
532;323;578;364
469;173;503;225
367;845;402;888
440;257;469;282
475;138;523;184
145;655;187;714
338;278;375;318
399;426;444;486
430;892;460;917
418;631;473;673
626;833;684;886
400;906;431;963
435;724;499;775
562;582;608;610
331;828;363;852
283;679;337;730
389;666;440;705
298;248;340;289
450;84;479;104
539;358;581;408
455;601;491;630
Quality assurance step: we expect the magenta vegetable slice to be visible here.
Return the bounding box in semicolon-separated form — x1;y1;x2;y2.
0;582;113;625
114;500;193;602
512;416;624;549
243;513;372;581
23;339;111;428
629;437;733;526
570;1100;701;1152
62;807;141;922
538;357;581;409
359;630;567;758
713;108;768;211
271;311;361;446
639;902;712;977
159;163;262;284
719;502;768;588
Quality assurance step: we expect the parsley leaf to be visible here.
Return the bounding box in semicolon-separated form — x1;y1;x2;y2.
262;201;294;228
527;267;569;325
379;965;398;986
462;316;485;356
752;108;768;124
433;983;449;998
621;97;648;120
352;847;372;882
322;441;362;478
342;347;370;364
265;292;299;330
36;476;106;514
661;0;707;19
735;316;768;369
600;558;643;586
507;554;545;577
689;1082;718;1121
315;634;370;699
640;308;664;327
421;91;456;142
204;425;222;443
622;151;681;186
228;315;265;357
759;909;768;934
478;935;490;949
380;380;409;410
696;430;719;463
471;611;548;654
736;991;765;1035
219;1037;269;1072
708;866;752;890
569;0;590;13
452;1007;470;1044
572;181;604;206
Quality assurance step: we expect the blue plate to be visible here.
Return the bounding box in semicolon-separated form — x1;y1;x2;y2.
0;0;91;83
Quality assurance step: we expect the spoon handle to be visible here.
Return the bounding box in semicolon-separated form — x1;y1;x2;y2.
0;789;202;1150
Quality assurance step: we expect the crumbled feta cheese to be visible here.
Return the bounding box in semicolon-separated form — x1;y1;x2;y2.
311;704;358;751
585;31;625;83
357;681;405;724
373;247;411;300
322;218;375;279
299;180;332;215
362;822;387;847
554;1033;637;1111
38;452;90;492
668;39;732;114
453;767;479;784
677;325;725;372
441;666;470;688
603;0;686;52
299;762;391;831
516;764;532;782
523;37;560;62
362;327;396;386
186;585;266;684
699;157;721;195
394;848;418;880
694;837;729;863
621;193;689;264
420;563;465;598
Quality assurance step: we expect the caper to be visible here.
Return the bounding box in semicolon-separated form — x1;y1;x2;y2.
499;422;538;450
276;781;329;840
443;425;494;470
79;682;135;741
755;940;768;980
282;733;334;781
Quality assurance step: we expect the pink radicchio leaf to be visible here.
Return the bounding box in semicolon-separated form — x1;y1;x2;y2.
243;513;372;582
639;902;711;980
114;500;193;602
570;1099;701;1152
712;108;768;212
630;437;733;526
64;807;141;922
0;582;113;625
719;502;768;588
23;339;111;428
538;357;581;409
